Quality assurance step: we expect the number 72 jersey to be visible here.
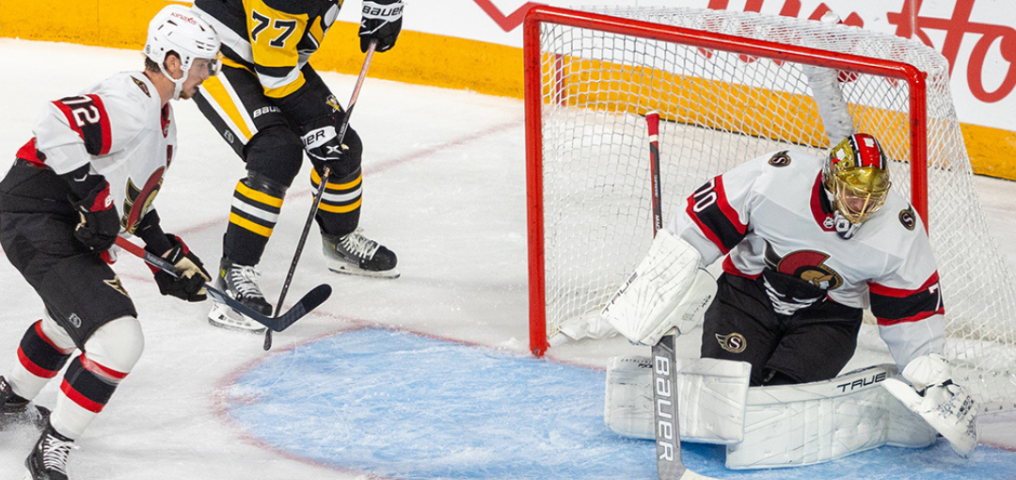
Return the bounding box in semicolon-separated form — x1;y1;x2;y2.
14;72;174;235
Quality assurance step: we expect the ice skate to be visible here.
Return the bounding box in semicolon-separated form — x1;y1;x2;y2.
0;376;49;430
25;421;76;480
207;259;272;333
322;229;399;278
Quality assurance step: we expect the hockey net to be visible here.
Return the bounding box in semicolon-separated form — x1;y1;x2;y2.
524;6;1016;412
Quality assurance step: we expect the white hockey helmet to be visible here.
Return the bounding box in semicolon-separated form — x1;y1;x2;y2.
144;5;221;99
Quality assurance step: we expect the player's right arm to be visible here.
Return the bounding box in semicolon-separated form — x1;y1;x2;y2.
27;92;147;251
668;156;761;266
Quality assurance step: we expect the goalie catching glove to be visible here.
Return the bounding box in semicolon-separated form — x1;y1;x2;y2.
882;353;978;457
148;234;211;302
601;229;717;346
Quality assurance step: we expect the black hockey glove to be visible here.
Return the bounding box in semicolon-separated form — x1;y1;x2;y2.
71;182;120;252
301;119;351;176
359;0;403;52
152;234;211;302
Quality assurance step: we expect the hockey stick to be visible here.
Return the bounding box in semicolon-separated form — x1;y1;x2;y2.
263;39;379;351
644;111;717;480
114;237;331;333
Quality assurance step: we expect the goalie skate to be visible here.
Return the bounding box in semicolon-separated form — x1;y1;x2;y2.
322;229;399;278
207;259;272;334
0;376;49;430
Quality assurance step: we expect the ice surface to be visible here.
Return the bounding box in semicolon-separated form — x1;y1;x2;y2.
0;39;1014;479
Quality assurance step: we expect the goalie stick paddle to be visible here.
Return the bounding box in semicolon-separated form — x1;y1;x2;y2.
644;112;718;480
114;237;331;333
263;39;378;351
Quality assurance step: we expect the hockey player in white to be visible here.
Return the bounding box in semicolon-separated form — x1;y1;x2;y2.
0;6;220;479
603;133;977;463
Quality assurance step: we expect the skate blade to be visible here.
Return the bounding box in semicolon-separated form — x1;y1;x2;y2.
326;261;400;279
207;302;268;334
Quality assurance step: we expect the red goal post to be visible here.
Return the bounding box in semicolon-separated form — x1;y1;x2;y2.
524;5;929;356
523;6;1016;412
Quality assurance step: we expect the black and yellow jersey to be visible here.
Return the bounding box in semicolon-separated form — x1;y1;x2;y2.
193;0;343;100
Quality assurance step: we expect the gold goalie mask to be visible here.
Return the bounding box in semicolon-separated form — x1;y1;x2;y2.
823;133;892;225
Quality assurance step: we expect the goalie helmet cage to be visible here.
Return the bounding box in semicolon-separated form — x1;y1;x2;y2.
523;5;1016;412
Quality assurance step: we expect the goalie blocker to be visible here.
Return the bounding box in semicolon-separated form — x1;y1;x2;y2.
601;229;716;345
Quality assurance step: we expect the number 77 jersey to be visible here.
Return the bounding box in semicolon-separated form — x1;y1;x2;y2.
668;148;946;368
192;0;343;99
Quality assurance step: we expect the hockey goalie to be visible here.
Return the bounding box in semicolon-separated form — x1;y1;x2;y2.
600;128;978;468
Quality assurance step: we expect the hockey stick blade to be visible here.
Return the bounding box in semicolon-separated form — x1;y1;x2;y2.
205;283;331;333
114;237;332;333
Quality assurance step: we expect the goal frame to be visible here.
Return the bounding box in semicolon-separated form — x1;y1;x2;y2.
523;5;929;357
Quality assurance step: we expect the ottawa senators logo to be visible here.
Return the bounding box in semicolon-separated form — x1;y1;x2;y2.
764;241;843;290
768;150;791;167
130;76;151;97
121;167;165;234
716;333;747;353
899;207;916;231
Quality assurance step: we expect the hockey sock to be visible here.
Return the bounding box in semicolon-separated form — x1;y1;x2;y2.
224;174;288;266
9;320;74;400
312;166;362;236
51;354;128;438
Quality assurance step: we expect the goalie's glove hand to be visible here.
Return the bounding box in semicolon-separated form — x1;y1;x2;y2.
882;353;978;458
359;0;403;52
152;234;211;302
71;182;120;252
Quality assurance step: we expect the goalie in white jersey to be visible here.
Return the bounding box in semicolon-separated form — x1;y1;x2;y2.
0;6;220;479
680;133;942;385
605;132;977;460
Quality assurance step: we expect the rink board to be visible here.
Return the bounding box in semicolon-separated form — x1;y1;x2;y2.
220;328;1016;480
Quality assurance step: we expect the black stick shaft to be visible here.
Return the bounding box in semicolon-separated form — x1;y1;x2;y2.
263;40;379;351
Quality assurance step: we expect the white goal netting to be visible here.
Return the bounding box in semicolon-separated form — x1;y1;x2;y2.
527;6;1016;412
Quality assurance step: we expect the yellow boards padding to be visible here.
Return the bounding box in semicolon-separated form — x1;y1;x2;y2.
542;53;914;161
0;1;1011;181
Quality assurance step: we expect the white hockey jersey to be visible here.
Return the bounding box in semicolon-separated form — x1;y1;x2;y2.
14;71;174;234
669;148;945;368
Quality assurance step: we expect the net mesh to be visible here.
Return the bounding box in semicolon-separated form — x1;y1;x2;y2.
531;7;1016;412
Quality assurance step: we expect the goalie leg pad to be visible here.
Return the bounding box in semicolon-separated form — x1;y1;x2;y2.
601;229;716;346
726;364;936;469
605;356;751;444
605;360;936;468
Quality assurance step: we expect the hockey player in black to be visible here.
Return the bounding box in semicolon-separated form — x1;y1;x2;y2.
190;0;404;333
0;6;220;479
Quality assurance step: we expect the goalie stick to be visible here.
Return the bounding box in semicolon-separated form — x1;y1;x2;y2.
114;237;331;333
644;111;717;480
263;39;378;351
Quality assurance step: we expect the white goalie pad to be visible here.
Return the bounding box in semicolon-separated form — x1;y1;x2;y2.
726;364;936;469
605;356;751;444
606;360;937;469
600;230;716;346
